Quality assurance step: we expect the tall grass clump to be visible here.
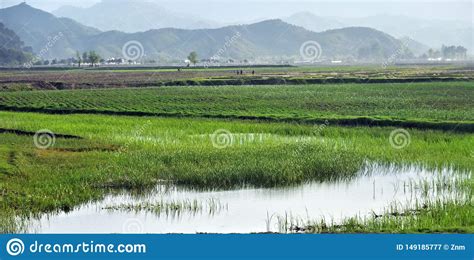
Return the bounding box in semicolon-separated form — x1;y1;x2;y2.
115;141;363;188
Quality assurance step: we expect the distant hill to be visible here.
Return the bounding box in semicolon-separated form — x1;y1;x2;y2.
0;2;101;59
345;15;473;51
83;20;407;62
284;12;473;52
53;0;219;33
0;22;32;65
0;4;408;62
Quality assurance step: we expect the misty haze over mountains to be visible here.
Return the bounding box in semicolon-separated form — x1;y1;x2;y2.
49;0;473;51
2;0;471;21
53;0;220;32
0;0;472;64
0;3;409;61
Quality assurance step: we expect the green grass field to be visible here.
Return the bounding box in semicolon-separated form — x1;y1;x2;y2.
0;67;472;234
0;82;473;128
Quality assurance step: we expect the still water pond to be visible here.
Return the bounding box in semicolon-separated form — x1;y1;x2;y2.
27;163;468;233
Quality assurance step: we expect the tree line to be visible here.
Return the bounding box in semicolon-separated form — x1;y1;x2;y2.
75;51;101;67
425;45;468;60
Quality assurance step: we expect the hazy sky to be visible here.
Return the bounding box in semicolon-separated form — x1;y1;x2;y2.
1;0;472;22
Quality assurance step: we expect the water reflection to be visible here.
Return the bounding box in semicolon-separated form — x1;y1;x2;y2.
27;162;470;233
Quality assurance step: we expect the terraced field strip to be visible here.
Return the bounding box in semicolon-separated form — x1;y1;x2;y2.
0;82;472;131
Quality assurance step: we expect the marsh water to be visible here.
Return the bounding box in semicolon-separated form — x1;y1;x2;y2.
27;162;468;233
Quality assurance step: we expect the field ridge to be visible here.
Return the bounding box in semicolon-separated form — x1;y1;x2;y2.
0;105;472;132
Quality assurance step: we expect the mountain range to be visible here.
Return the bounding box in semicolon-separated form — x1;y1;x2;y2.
0;3;410;62
53;0;219;33
50;0;472;52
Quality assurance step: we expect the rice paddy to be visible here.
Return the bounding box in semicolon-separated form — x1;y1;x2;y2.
0;66;472;234
0;82;472;123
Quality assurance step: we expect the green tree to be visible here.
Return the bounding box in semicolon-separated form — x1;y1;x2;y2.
88;51;100;67
187;51;198;66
